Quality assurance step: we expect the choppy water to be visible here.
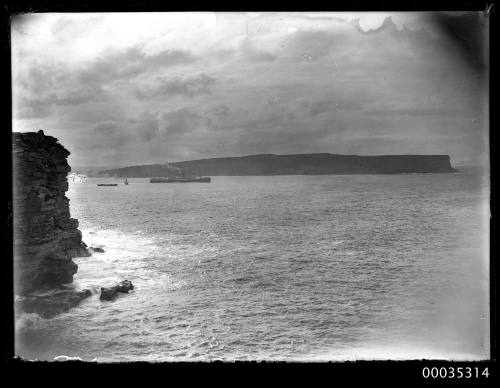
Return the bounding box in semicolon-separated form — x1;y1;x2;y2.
15;172;490;361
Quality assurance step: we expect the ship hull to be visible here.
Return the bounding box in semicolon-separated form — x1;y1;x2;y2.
150;177;211;183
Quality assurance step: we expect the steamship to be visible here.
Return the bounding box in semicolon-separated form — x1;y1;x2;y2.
150;176;211;183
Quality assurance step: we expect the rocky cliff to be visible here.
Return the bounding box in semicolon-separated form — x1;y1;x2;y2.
12;131;90;295
97;163;181;178
98;153;457;177
172;154;458;175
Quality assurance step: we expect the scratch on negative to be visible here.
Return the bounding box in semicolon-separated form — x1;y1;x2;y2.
484;4;493;17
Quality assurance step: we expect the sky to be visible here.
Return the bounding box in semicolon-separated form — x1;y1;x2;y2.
11;12;489;168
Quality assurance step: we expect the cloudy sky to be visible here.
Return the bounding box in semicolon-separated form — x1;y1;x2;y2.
11;12;488;168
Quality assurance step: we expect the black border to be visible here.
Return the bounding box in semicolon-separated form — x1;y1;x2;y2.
1;1;497;384
1;0;498;13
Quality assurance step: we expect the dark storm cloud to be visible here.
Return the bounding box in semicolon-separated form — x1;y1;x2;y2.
206;104;230;120
364;107;461;117
134;74;216;100
281;15;486;72
232;118;335;156
19;47;196;96
13;60;103;119
138;121;160;142
89;120;132;150
281;29;351;61
16;96;54;119
202;104;231;131
160;108;202;137
13;45;197;119
245;47;277;62
15;81;104;119
302;98;367;117
234;103;301;135
239;41;277;62
16;64;65;94
211;42;277;63
91;121;130;150
50;15;105;36
79;47;197;85
94;120;118;135
305;99;334;116
128;112;160;142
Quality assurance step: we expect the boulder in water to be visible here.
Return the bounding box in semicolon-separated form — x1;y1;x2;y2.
100;280;134;301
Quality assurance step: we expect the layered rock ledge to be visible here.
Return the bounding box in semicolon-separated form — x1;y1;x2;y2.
13;130;91;296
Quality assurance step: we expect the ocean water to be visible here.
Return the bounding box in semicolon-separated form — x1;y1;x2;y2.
15;172;490;361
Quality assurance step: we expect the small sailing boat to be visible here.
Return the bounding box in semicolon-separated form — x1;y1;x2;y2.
124;178;129;185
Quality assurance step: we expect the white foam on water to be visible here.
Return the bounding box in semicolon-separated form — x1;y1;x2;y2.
82;228;157;253
54;355;83;361
302;343;487;361
142;272;187;292
15;312;44;332
73;227;194;296
68;172;87;184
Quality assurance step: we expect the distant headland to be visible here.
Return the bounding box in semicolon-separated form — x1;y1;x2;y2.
97;153;457;177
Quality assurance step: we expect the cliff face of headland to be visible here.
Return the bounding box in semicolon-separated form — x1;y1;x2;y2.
99;153;457;177
12;131;90;295
97;163;182;178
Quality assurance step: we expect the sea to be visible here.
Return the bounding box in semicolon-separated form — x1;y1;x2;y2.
15;171;490;361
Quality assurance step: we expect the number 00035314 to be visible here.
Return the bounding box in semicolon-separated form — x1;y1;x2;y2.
422;367;489;379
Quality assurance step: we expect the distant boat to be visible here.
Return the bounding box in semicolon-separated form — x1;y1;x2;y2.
124;178;129;185
97;183;118;186
150;176;211;183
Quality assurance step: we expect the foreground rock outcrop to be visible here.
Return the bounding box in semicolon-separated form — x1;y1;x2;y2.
16;288;92;319
13;130;91;295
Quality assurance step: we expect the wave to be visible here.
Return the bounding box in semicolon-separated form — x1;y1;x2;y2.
15;312;44;332
73;228;191;294
54;355;84;361
302;344;487;361
81;228;158;254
